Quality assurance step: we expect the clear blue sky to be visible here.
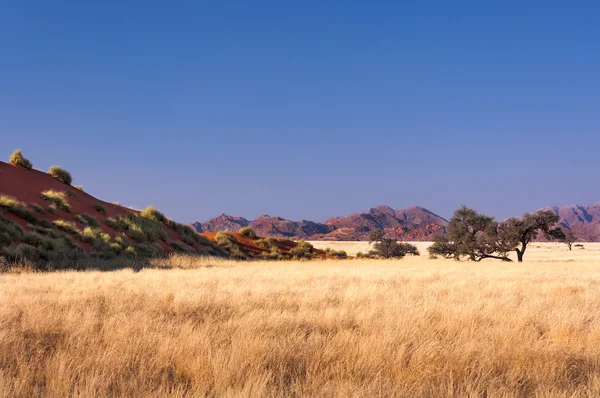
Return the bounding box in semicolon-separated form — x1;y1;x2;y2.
1;1;599;223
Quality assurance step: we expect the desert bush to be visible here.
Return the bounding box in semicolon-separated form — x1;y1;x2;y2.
324;248;348;259
0;232;11;248
256;238;278;249
263;245;287;260
28;225;60;239
31;203;45;214
134;243;164;258
40;190;71;212
141;206;168;223
215;231;238;247
9;149;32;169
93;204;107;216
0;195;38;223
46;204;56;214
239;226;257;239
75;214;99;227
125;246;137;258
170;241;188;253
0;215;24;240
74;185;83;191
48;166;73;185
104;212;168;244
290;240;314;259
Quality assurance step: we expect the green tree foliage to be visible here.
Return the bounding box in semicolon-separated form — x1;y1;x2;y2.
368;229;419;259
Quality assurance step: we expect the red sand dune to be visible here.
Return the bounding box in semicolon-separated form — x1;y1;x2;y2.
0;161;208;254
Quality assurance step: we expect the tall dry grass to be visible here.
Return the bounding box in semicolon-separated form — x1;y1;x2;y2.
2;253;600;397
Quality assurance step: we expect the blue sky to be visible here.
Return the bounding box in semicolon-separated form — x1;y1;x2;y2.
1;1;599;223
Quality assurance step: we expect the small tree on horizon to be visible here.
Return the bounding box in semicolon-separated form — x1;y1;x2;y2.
560;228;577;251
497;210;562;262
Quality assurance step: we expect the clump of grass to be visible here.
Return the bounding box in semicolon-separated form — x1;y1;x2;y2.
92;204;107;216
141;206;168;223
215;231;247;259
48;166;73;185
9;149;32;169
104;212;168;244
53;220;80;235
256;237;278;249
262;245;288;260
40;190;71;213
324;248;348;259
30;203;45;214
239;226;257;239
125;246;137;258
74;185;83;191
46;204;57;214
0;195;38;223
290;240;314;259
75;214;99;228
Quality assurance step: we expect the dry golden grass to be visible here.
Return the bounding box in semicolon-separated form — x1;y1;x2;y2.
2;246;600;397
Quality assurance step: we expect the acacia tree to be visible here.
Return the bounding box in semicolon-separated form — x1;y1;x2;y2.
561;229;577;251
497;210;562;262
368;229;419;259
428;205;511;261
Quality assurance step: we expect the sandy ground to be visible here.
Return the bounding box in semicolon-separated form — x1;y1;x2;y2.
308;241;600;262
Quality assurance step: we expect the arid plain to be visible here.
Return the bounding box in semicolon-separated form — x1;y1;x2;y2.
2;243;600;397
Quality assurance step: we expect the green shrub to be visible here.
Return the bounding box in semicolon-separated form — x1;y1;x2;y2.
75;214;99;227
0;215;24;240
263;245;287;260
104;212;168;244
239;226;257;239
215;231;238;247
256;238;278;249
9;149;32;169
0;232;11;248
170;241;188;253
0;195;38;223
31;203;45;214
93;204;107;216
48;166;73;185
40;190;71;212
290;240;314;259
324;248;348;258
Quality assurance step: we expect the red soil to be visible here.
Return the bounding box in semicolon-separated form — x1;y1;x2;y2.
0;161;205;254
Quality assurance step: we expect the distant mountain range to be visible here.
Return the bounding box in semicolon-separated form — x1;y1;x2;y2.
192;202;600;241
191;205;448;241
544;201;600;242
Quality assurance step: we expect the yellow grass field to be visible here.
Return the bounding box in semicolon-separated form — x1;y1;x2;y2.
2;243;600;397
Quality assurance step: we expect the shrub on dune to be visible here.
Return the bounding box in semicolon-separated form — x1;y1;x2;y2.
0;195;38;223
48;166;73;185
93;204;107;216
40;190;71;212
239;226;257;239
141;206;168;223
9;149;32;170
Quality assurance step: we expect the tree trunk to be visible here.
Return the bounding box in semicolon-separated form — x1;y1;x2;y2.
516;248;524;262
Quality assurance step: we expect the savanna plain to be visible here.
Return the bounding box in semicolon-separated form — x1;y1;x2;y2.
2;242;600;397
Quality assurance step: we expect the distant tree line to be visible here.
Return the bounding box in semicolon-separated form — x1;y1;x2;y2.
428;205;575;262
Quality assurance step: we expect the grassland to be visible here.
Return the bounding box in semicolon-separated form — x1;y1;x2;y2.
2;244;600;397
